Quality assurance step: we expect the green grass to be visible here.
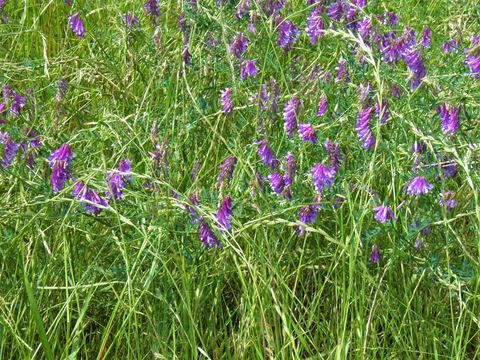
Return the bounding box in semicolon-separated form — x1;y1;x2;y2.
1;0;480;358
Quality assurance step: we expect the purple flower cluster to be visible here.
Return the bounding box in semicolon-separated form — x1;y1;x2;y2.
278;20;299;51
283;95;300;137
229;33;249;59
356;106;375;150
107;159;132;200
73;181;108;215
437;102;460;135
49;144;74;193
220;88;233;114
2;84;26;117
0;132;19;168
465;35;480;79
69;13;85;38
306;8;324;45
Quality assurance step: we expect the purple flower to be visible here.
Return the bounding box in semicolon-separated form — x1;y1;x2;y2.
149;141;170;176
277;20;299;51
184;192;199;215
391;85;401;98
283;95;300;137
240;60;258;80
357;83;371;102
268;172;285;195
465;54;480;79
107;159;132;200
443;38;458;53
405;176;433;195
0;132;19;168
335;58;349;82
229;33;248;59
311;163;335;194
403;48;426;89
306;8;324;45
220;88;233;115
325;138;342;171
256;139;279;170
218;156;237;184
56;78;68;102
370;245;380;263
327;0;346;20
236;0;250;19
375;100;389;125
437;102;460;135
299;203;320;224
358;17;372;40
260;0;285;17
356;106;375;150
372;205;397;224
122;12;139;28
217;196;233;232
248;13;257;33
69;13;85;38
284;151;296;179
440;157;458;179
199;218;221;248
420;27;431;48
73;182;108;216
298;123;316;143
144;0;160;24
49;144;74;193
317;95;328;116
439;191;457;211
381;11;399;26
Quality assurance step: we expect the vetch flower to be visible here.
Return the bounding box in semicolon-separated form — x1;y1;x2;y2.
311;163;335;194
370;245;380;263
335;58;350;82
268;172;285;195
240;60;258;80
284;151;296;179
327;0;346;21
277;20;299;51
439;191;457;211
149;141;170;176
306;8;324;45
403;48;426;89
73;181;108;215
325;138;342;171
107;159;132;200
199;217;221;248
0;132;19;168
356;106;375;150
220;88;233;115
217;156;237;184
236;0;250;19
217;196;233;232
298;123;316;143
317;95;328;116
375;100;389;125
283;95;300;137
405;176;433;195
358;17;372;40
420;26;431;48
229;33;248;59
122;12;139;28
144;0;160;24
437;102;460;135
49;144;74;193
255;139;279;170
372;205;397;224
69;13;85;38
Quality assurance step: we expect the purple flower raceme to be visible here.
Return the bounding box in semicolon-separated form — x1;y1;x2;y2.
220;88;233;115
335;58;349;82
283;95;300;137
306;8;324;45
443;38;458;53
405;176;433;195
437;102;460;135
358;17;372;41
198;217;221;248
298;123;317;143
375;100;389;125
144;0;160;24
73;181;108;216
49;144;74;193
403;48;426;89
0;132;19;168
317;95;328;116
299;202;321;224
236;0;250;19
370;245;380;263
311;163;335;194
260;0;285;17
357;83;371;102
22;129;42;169
122;12;139;28
465;35;480;79
248;13;257;33
268;172;285;195
107;159;132;200
327;0;346;21
2;85;26;117
372;205;397;224
420;27;431;48
240;60;258;80
149;141;170;176
284;151;296;179
69;13;85;38
256;139;279;169
356;106;375;150
439;191;457;211
439;157;458;179
229;33;248;59
217;156;237;185
217;196;233;232
277;20;299;51
325;138;342;171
